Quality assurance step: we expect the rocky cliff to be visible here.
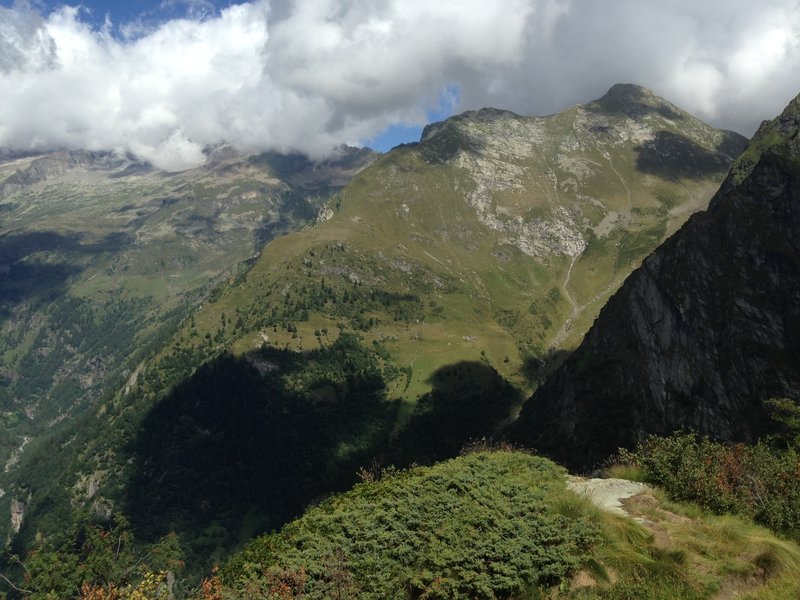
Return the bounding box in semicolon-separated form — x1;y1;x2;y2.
512;93;800;469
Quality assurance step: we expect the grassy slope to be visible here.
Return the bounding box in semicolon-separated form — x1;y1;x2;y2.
217;450;800;600
165;91;744;410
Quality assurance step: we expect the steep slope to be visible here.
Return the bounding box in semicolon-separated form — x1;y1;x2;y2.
0;146;376;466
513;93;800;469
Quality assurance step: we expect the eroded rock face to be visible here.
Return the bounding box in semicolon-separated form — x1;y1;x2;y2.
513;93;800;469
417;84;744;259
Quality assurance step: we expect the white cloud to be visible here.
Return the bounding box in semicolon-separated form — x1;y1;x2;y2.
0;0;799;170
0;2;57;72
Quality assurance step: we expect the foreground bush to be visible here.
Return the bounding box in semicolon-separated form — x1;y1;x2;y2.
219;451;601;599
621;433;800;534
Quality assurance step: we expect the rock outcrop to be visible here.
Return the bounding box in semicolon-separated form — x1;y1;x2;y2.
513;93;800;469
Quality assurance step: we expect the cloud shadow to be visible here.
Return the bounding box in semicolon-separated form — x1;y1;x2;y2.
0;230;132;317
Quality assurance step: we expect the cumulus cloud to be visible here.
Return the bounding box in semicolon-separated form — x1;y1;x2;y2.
0;0;799;170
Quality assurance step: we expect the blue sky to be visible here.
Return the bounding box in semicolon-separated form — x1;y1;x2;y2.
366;86;460;152
1;1;799;170
365;122;428;153
10;1;229;27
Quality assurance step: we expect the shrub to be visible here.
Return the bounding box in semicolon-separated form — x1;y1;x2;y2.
221;452;602;599
626;433;800;534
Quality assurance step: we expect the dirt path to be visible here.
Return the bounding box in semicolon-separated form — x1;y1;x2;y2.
549;254;580;349
567;476;784;599
604;152;632;214
561;254;579;311
549;257;627;351
548;153;634;351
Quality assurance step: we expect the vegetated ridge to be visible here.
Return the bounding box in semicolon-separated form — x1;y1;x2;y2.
215;449;800;599
0;145;376;539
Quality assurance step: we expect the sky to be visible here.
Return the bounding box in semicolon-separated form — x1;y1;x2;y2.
1;0;799;171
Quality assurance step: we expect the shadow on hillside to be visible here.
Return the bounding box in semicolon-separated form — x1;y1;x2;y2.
0;229;130;264
249;151;313;180
0;230;131;318
123;338;398;570
418;121;486;164
634;131;735;180
716;130;750;161
391;361;521;466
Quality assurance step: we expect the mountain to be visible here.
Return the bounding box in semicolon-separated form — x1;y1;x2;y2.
0;85;747;573
512;93;800;470
154;84;746;400
0;146;376;465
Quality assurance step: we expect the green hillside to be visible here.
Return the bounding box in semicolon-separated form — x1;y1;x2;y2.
155;84;746;408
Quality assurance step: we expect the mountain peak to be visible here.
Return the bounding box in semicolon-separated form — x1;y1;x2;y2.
419;107;517;143
590;83;683;120
601;82;655;99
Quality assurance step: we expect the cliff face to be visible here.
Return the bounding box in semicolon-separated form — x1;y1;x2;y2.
513;94;800;469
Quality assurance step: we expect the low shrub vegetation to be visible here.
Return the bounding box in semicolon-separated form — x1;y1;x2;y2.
218;451;602;599
616;431;800;535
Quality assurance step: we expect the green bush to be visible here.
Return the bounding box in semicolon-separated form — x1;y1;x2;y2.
626;433;800;534
221;451;601;599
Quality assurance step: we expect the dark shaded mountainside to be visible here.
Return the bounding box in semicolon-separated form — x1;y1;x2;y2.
513;93;800;469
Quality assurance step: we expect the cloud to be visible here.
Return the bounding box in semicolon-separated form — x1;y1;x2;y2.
0;0;799;170
0;2;57;73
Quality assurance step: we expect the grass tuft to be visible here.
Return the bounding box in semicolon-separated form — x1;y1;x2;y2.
603;462;649;482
